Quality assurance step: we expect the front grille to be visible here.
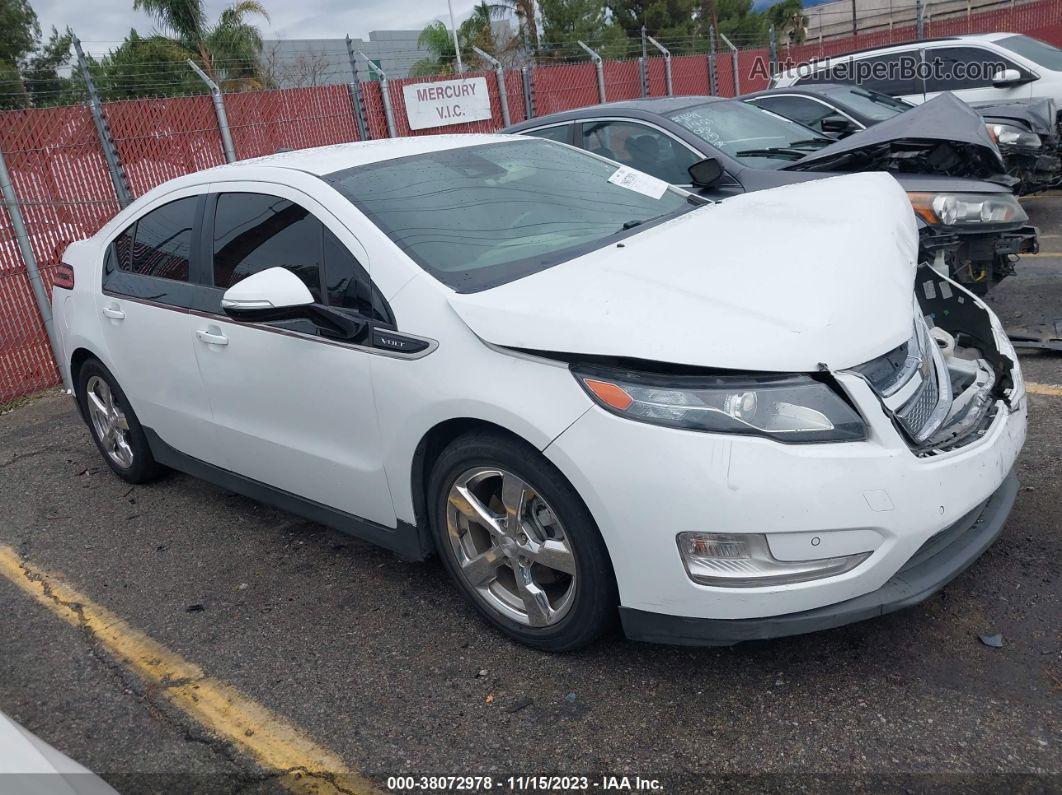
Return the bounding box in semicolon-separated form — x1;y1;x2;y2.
896;374;940;439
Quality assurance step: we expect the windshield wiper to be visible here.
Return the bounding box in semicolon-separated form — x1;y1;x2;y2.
620;219;644;230
734;147;809;159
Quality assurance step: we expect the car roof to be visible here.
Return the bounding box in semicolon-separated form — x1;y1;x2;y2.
203;134;517;177
743;83;860;99
774;32;1020;78
505;95;725;129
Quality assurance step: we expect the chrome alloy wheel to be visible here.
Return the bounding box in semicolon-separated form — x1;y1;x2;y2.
85;375;134;468
446;467;577;627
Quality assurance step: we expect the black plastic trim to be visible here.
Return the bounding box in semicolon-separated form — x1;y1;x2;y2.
143;428;433;561
620;469;1018;646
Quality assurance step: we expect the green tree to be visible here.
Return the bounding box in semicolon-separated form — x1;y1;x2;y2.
766;0;807;45
492;0;539;50
0;1;77;109
410;2;497;76
609;0;698;41
538;0;627;58
131;0;269;89
87;30;203;100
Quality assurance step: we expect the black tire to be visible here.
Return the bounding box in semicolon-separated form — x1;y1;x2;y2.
75;358;166;484
428;430;618;652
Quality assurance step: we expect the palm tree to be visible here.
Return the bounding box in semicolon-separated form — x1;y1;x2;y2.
132;0;269;87
410;3;497;76
767;0;808;45
492;0;538;49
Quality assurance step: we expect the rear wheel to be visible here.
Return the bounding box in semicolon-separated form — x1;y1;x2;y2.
428;431;617;651
76;359;166;484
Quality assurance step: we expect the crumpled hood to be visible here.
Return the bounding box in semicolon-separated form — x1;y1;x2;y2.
788;92;1005;172
972;96;1058;138
448;173;919;373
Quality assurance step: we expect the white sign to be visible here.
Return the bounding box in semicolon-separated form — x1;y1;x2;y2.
607;166;669;200
402;77;492;131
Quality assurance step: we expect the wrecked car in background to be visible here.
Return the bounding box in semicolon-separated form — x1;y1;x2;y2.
742;84;1062;194
505;94;1038;295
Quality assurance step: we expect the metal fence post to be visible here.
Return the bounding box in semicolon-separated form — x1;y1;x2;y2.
72;36;132;208
640;26;649;97
719;32;740;96
345;35;371;140
916;0;925;39
708;26;718;96
188;60;236;163
357;52;397;138
521;66;536;119
577;42;606;103
473;46;511;127
768;26;778;76
646;35;672;96
0;147;62;381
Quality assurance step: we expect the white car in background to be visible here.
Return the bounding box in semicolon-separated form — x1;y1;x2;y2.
52;136;1025;650
772;33;1062;107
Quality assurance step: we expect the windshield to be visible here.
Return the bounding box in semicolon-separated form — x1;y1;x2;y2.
995;34;1062;71
323;140;695;292
668;101;832;168
823;86;912;121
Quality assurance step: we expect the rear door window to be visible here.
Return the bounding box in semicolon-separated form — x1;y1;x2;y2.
923;46;1026;92
524;124;572;144
129;197;196;281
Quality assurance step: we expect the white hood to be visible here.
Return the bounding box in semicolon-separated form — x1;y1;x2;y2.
448;172;919;372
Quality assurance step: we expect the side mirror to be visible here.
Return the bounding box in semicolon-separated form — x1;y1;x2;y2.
221;266;366;341
992;68;1023;87
820;116;858;137
688;157;724;188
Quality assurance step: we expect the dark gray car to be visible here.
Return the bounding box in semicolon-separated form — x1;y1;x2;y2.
741;84;1062;194
504;94;1038;294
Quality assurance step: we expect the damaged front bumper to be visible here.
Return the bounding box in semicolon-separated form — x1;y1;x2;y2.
918;222;1038;294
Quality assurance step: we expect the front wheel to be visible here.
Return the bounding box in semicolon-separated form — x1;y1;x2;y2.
428;431;617;651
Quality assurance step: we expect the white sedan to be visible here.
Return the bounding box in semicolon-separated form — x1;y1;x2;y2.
52;135;1026;650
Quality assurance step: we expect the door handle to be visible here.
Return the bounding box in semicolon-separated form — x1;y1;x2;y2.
102;305;125;320
195;329;229;346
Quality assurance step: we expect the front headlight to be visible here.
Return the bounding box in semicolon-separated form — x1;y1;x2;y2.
573;367;865;442
986;122;1042;149
907;192;1028;226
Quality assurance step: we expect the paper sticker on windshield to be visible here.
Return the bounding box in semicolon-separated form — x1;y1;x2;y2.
607;166;669;199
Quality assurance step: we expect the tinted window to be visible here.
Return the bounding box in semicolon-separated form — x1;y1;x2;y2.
323;139;694;292
995;34;1062;71
750;96;838;131
525;125;571;143
112;224;134;273
323;228;392;323
821;86;911;121
129;197;196;281
923;47;1020;92
580;121;700;184
801;52;922;95
212;193;322;300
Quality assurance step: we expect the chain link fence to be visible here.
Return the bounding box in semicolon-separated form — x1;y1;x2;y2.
2;0;1062;402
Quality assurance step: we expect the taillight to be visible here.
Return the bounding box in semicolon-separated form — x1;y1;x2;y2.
54;263;75;289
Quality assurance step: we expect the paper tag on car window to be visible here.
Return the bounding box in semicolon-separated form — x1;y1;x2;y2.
607;166;669;199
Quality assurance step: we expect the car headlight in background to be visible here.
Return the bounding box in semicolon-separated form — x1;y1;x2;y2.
986;122;1042;149
907;192;1028;226
677;532;871;587
572;368;865;442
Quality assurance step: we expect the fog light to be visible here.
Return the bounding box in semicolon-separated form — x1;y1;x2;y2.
677;532;870;587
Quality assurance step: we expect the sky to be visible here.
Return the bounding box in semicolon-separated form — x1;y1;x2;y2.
32;0;486;54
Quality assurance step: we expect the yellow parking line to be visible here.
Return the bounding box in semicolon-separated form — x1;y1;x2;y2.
1019;252;1062;257
0;544;375;795
1027;382;1062;397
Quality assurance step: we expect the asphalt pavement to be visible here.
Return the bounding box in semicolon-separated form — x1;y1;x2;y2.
1;197;1059;795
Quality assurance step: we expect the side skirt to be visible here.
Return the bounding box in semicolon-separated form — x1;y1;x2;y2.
143;428;433;561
